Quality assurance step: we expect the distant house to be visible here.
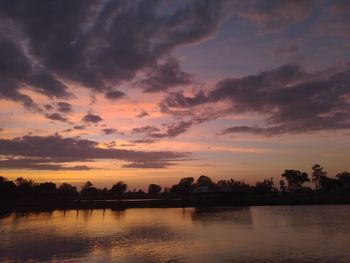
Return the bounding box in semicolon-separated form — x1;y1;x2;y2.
193;186;209;193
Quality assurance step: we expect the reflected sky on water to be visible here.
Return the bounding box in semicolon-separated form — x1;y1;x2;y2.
0;206;350;262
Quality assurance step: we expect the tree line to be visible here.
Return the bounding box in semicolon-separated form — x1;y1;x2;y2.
0;164;349;200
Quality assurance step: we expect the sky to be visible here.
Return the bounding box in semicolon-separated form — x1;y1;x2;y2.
0;0;350;190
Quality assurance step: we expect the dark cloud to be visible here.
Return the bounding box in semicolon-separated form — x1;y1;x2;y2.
220;125;286;136
0;134;189;169
136;110;149;118
45;112;70;123
132;120;193;138
104;141;117;148
57;102;73;113
44;104;53;110
240;0;321;34
73;125;85;130
0;0;329;111
273;44;299;56
132;125;160;134
0;158;91;171
122;162;175;169
102;128;122;135
105;90;126;101
119;144;135;147
162;121;193;138
62;129;73;133
0;0;230;108
138;58;193;92
82;113;103;123
130;139;158;144
315;0;350;38
0;37;69;109
160;90;209;110
0;128;3;132
161;62;350;135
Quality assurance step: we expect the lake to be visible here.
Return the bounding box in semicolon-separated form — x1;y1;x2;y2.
0;205;349;262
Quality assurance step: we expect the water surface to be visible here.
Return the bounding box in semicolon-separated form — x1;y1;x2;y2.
0;205;349;262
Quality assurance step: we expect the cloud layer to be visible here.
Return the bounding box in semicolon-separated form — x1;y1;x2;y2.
161;62;350;135
0;0;230;108
0;134;190;170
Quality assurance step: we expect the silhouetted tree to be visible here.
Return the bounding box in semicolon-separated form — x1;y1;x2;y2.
171;177;194;194
15;177;35;197
35;182;57;197
0;176;16;199
196;175;214;187
81;181;98;198
111;181;128;195
2;170;350;204
82;181;93;190
336;172;350;192
312;164;327;190
279;180;286;192
137;189;145;194
217;179;250;193
319;175;342;193
254;178;276;194
281;170;310;192
15;177;34;187
148;184;162;194
58;183;78;198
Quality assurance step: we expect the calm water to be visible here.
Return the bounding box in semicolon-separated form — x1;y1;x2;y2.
0;206;350;263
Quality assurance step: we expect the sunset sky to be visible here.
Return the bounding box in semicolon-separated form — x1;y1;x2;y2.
0;0;349;190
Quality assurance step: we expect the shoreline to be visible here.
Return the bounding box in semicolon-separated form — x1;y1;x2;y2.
1;193;350;212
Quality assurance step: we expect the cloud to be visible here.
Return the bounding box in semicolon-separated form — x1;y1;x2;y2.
136;110;149;118
119;144;135;147
103;141;117;148
0;158;91;171
0;0;230;108
122;162;175;169
239;0;321;34
105;90;126;101
130;139;158;144
73;125;85;130
0;134;190;169
132;120;193;138
220;125;287;136
314;0;350;38
45;112;70;123
161;62;350;135
273;44;299;56
138;58;193;92
82;113;103;123
102;128;122;135
132;125;160;135
0;36;68;109
44;104;54;110
162;121;193;138
62;129;73;133
57;102;73;113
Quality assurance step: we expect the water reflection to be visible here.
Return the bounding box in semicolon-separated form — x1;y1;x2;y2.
0;206;349;262
191;207;253;226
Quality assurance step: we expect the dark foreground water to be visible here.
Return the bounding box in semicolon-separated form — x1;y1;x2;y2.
0;206;350;263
